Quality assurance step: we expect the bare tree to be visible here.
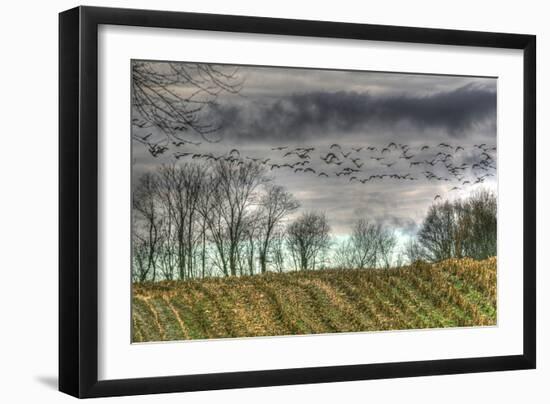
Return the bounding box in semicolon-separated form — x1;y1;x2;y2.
157;209;177;280
244;224;258;276
403;238;425;264
377;227;397;268
155;163;207;280
235;213;261;276
333;241;354;269
197;187;212;279
270;229;287;273
132;61;244;156
257;185;299;273
156;165;186;279
286;212;331;271
134;160;294;280
461;189;497;259
196;172;230;276
200;160;268;276
350;219;380;268
132;236;150;282
418;189;497;262
418;201;458;262
181;164;207;279
334;220;396;269
132;173;162;282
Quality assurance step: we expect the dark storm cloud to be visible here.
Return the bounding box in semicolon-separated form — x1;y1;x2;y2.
216;84;496;142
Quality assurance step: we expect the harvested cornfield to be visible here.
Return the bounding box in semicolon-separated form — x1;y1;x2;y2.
132;257;497;342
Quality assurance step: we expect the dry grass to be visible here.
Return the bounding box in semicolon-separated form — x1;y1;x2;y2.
132;257;497;342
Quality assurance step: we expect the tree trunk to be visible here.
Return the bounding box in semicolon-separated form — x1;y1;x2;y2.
229;245;237;276
259;252;267;274
201;224;206;279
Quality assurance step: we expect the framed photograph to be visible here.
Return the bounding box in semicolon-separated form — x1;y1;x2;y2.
59;6;536;398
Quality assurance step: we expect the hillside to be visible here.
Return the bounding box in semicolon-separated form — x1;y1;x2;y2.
132;257;497;342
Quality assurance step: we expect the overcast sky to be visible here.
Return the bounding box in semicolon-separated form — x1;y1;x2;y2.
132;62;497;240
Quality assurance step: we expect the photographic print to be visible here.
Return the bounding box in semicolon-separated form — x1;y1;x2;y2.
131;60;497;343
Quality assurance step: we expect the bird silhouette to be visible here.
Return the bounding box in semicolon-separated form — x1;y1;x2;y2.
321;152;340;163
174;152;192;159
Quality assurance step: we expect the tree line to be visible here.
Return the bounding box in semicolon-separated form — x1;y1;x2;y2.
406;189;497;263
132;160;298;282
132;160;496;282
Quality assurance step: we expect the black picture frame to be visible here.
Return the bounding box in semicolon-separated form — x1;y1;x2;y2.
59;6;536;398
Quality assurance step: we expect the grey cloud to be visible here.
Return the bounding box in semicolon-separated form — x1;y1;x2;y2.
215;84;496;142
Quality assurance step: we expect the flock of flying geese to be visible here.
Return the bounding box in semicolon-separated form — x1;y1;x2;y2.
138;133;496;201
268;142;496;200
